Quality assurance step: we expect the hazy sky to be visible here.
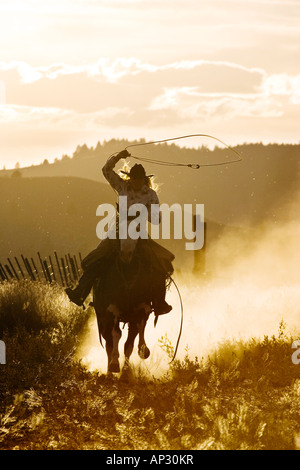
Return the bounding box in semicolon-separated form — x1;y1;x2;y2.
0;0;300;168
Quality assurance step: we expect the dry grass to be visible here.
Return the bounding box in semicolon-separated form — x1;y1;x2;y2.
1;281;300;450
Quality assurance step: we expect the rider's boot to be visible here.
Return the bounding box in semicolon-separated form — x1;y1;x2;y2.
65;270;95;307
153;300;172;316
152;274;172;316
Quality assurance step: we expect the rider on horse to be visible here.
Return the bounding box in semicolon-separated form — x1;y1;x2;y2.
65;149;174;316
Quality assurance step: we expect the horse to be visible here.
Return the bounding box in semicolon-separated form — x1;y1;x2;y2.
92;239;154;373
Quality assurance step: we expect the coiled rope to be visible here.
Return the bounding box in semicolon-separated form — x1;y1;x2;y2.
124;134;241;360
169;276;184;363
124;133;242;169
105;133;242;361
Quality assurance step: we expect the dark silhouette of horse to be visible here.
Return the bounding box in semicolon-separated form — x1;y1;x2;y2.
92;248;153;373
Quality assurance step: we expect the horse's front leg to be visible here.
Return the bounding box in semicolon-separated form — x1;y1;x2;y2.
124;323;138;368
123;304;151;369
109;318;121;372
137;305;151;359
106;306;122;373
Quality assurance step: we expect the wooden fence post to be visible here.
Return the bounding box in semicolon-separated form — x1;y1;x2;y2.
49;256;57;283
0;252;83;286
15;256;25;279
54;251;65;286
37;252;48;282
31;257;40;281
7;258;19;281
60;258;69;286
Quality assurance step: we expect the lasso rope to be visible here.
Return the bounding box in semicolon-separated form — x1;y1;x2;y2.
123;133;242;169
169;276;184;363
104;133;242;361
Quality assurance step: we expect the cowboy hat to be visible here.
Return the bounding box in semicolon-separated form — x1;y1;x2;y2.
120;164;154;179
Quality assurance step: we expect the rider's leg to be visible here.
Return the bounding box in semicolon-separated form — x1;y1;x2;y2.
65;262;104;307
65;270;94;307
152;271;172;316
66;239;118;307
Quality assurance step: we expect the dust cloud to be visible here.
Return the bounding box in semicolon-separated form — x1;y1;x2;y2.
77;191;300;375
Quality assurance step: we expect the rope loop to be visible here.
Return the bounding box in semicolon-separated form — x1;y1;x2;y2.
122;133;242;169
187;163;201;169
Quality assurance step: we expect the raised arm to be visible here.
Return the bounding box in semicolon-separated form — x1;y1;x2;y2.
102;150;129;192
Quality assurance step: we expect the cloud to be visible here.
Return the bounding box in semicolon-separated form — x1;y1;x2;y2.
146;63;298;121
0;57;299;170
260;73;300;104
149;87;283;122
0;104;132;129
0;58;265;85
0;58;299;125
0;61;43;84
0;58;266;117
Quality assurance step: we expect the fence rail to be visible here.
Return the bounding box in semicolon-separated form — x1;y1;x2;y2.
0;252;83;287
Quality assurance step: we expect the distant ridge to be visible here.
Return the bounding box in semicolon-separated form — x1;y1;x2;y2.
0;175;224;271
0;141;299;268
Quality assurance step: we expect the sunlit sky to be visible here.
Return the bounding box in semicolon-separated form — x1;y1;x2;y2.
0;0;300;168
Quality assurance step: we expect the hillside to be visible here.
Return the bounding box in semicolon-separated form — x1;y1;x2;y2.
0;176;225;271
0;141;299;272
0;176;114;261
1;141;299;227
